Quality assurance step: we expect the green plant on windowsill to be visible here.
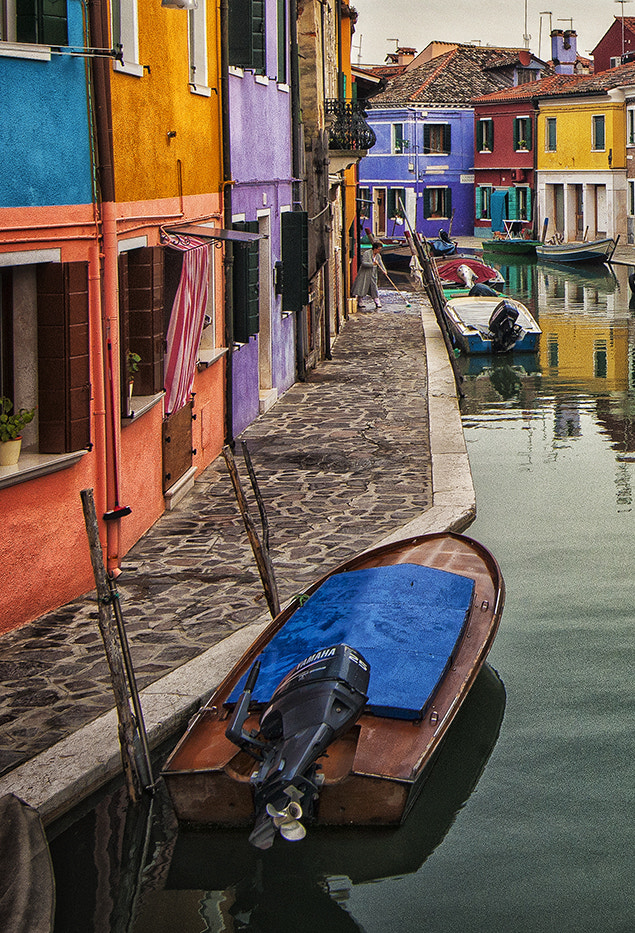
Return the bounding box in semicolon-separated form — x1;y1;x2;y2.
0;396;36;442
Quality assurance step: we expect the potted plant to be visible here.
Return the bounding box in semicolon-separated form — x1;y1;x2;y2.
0;396;36;466
127;350;141;401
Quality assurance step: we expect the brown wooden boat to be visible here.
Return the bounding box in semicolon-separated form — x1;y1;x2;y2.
162;532;505;843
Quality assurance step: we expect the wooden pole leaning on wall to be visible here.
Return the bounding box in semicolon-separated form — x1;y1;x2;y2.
80;488;150;802
222;444;281;619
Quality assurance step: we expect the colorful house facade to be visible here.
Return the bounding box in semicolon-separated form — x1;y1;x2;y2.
0;0;227;631
357;45;547;240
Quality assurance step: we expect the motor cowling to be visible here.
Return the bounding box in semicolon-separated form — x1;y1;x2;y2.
226;644;370;849
488;299;522;352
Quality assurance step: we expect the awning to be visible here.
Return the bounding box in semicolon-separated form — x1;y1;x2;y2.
163;224;263;246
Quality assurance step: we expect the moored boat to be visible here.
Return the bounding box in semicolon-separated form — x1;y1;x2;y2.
162;532;505;847
535;237;617;264
482;237;541;256
435;257;504;287
444;294;541;354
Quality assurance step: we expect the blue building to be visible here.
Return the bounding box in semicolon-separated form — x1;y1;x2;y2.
358;45;546;240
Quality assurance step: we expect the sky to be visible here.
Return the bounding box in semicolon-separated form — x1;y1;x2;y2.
352;0;629;65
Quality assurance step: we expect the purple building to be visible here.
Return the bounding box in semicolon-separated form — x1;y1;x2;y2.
226;0;297;437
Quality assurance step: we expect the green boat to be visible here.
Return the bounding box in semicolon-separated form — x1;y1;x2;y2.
482;238;540;256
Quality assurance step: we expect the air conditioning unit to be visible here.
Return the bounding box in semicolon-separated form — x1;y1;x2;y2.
511;169;526;182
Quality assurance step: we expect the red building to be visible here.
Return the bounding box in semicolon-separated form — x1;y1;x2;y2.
592;17;635;73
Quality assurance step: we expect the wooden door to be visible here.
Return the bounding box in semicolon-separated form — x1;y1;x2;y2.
162;402;193;493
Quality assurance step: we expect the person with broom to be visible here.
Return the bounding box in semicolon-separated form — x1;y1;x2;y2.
351;242;385;309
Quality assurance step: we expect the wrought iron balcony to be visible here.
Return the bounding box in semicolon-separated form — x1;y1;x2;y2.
325;100;376;153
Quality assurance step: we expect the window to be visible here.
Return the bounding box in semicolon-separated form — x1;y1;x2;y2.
545;117;557;152
188;2;209;95
233;221;260;341
423;187;451;219
228;0;265;75
477;119;494;152
476;186;492;219
112;0;142;76
0;260;90;455
517;67;539;85
392;123;405;154
3;0;68;44
281;212;308;314
514;116;532;151
629;180;635;216
387;188;406;220
515;186;531;221
628;107;635;145
423;123;451;154
592;114;605;151
357;187;371;219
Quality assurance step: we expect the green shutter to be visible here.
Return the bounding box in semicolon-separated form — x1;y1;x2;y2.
513;118;519;150
233;222;260;343
423;188;431;218
252;0;265;74
282;212;309;313
475;186;483;220
508;187;519;220
277;0;286;83
526;117;533;150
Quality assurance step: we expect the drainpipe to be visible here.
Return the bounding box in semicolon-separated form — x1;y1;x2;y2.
89;0;124;572
220;0;235;446
289;0;306;380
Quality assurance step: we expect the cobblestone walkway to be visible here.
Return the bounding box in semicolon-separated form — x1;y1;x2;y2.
0;290;432;776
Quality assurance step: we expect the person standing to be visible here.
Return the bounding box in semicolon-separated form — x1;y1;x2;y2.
351;242;384;309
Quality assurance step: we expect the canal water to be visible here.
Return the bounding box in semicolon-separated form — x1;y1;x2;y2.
48;259;634;932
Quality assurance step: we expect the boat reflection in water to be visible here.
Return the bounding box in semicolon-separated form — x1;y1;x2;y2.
132;664;506;932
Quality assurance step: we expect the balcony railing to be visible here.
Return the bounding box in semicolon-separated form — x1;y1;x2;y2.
325;100;376;152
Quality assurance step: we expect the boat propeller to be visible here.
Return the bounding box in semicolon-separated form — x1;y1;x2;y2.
265;798;306;842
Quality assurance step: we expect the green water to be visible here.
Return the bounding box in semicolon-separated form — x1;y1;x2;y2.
50;261;635;932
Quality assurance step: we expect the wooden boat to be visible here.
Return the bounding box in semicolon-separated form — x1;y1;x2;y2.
444;294;541;354
435;257;504;287
482;237;541;256
535;237;617;264
162;532;505;846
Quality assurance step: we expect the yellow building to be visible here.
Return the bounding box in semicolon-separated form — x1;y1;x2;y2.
536;88;627;241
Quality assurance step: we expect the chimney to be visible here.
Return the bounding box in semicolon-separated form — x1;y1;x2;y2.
551;29;577;74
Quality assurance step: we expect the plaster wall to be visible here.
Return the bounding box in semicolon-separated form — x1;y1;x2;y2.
0;452;99;632
111;1;222;203
0;0;93;207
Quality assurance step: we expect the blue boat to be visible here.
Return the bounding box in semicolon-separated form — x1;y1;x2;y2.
444;295;541;355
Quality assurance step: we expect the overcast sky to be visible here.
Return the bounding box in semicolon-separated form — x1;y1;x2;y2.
352;1;629;65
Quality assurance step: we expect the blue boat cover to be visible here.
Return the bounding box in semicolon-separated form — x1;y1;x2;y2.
228;563;475;720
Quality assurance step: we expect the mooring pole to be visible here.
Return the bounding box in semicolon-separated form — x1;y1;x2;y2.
80;488;143;801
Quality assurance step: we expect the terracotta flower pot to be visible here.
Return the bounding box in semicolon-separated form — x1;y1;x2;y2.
0;437;22;466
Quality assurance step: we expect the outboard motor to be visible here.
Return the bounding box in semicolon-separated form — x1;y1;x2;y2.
488;299;522;352
225;644;370;849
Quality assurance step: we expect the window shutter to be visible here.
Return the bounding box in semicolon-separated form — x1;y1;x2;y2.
423;125;430;154
252;0;265;74
233;222;260;342
277;0;286;83
475;186;483;219
423;188;431;217
508;186;519;220
489;121;494;150
37;262;90;454
513;118;519;150
281;212;309;313
445;187;452;217
476;120;483;151
126;247;165;396
442;124;451;154
526;117;533;150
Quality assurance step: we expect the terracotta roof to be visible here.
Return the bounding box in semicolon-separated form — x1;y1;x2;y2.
473;58;635;105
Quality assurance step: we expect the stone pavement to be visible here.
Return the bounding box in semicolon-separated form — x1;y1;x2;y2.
0;280;475;822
